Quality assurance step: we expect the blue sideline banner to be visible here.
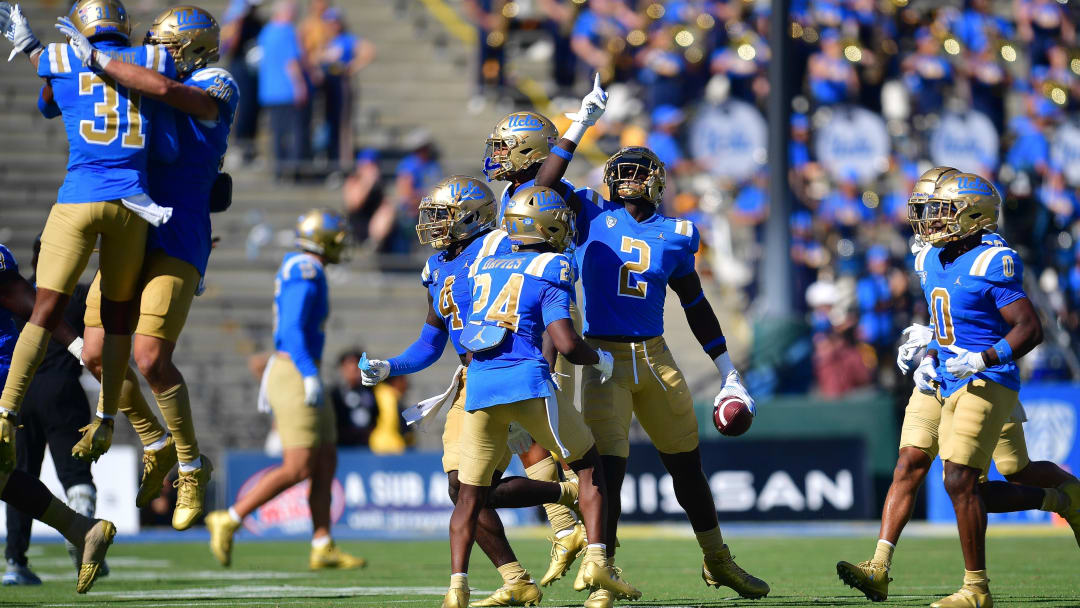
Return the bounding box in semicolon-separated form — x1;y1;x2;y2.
619;438;871;522
927;382;1080;524
223;450;538;539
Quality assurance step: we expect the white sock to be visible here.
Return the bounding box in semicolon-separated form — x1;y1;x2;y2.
145;435;169;452
586;543;606;551
96;411;114;420
178;456;202;473
555;527;575;539
227;506;242;523
311;535;332;549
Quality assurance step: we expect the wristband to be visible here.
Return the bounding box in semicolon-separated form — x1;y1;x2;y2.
681;291;704;309
92;49;112;69
704;336;726;352
67;336;84;362
712;351;734;377
564;121;588;144
550;146;573;161
992;338;1013;364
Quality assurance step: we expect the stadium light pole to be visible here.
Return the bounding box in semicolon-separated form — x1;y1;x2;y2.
762;0;794;318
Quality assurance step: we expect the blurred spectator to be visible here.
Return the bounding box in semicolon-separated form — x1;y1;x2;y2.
570;0;639;81
856;246;894;358
318;8;375;171
807;29;858;106
257;0;309;180
964;46;1008;132
537;0;580;94
901;28;952;117
221;0;265;165
330;349;407;450
463;0;508;100
646;105;692;176
387;130;443;253
343;149;386;245
637;26;686;110
297;0;332;167
1015;0;1075;68
819;174;872;236
813;314;874;398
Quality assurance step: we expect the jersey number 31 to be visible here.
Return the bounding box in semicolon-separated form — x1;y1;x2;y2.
79;73;145;148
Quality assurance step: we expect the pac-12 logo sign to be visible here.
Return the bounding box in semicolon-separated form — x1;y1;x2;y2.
507;114;543;132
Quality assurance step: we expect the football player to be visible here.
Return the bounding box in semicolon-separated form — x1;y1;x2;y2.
533;143;770;605
837;168;1080;602
481;82;606;587
204;210;365;570
360;176;581;607
445;186;638;608
902;173;1066;608
0;0;178;475
53;5;237;530
0;243;114;593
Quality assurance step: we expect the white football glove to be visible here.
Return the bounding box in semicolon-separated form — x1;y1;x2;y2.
896;323;934;375
358;352;390;386
55;16;107;69
4;4;41;62
506;422;532;455
67;336;85;366
714;369;756;415
913;355;939;393
565;73;608;127
302;375;324;407
593;348;613;383
944;344;988;379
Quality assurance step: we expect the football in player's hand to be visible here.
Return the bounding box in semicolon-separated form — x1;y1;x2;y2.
713;396;752;437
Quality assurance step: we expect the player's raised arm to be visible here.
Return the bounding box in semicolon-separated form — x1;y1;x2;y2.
534;73;608;211
54;16;219;120
1;3;43;68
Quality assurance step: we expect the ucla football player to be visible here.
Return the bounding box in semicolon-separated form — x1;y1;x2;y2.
445;185;644;608
481;77;608;588
0;0;178;475
532;143;769;603
897;172;1070;608
0;243;114;593
204;210;365;571
51;5;236;530
360;176;582;607
837;168;1080;602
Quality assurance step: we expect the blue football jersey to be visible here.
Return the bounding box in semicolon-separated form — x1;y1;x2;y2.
0;245;20;384
464;251;574;411
574;197;699;337
272;252;329;377
914;238;1026;396
499;178;585;289
422;229;513;356
147;66;240;276
38;41;179;203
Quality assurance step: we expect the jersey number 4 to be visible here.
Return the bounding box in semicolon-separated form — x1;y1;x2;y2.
618;237;650;299
472;273;523;332
438;275;465;331
79;73;145;148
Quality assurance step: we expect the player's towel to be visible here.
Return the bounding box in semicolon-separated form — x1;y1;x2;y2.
121;193;173;226
401;365;465;428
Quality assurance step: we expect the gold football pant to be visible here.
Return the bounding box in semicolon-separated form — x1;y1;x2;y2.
581;336;697;458
442;368;512;475
266;355;336;449
0;201;146;413
458;393;595;487
939;379;1020;475
899;386;1030;477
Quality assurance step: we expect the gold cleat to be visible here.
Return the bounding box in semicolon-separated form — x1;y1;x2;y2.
76;520;116;593
1057;480;1080;548
930;585;992;608
310;541;367;570
572;553;588;591
172;457;212;531
136;436;177;509
72;417;113;462
836;560;890;602
205;509;240;567
703;545;770;599
540;523;587;586
583;588;612;608
469;577;541;606
443;587;470;608
581;560;641;600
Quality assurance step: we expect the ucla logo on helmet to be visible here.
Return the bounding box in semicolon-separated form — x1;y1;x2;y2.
449;180;485;202
956;176;992;196
534;190;562;210
177;8;213;31
507;113;543;132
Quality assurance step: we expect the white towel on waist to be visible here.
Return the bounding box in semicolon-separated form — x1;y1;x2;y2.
401;365;465;428
256;354;276;414
121;193;173;226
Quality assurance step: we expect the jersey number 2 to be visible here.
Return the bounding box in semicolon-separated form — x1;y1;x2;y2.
79;73;145;148
930;287;955;347
618;237;650;299
472;273;523;332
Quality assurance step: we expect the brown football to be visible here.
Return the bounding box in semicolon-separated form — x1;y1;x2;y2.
713;396;753;437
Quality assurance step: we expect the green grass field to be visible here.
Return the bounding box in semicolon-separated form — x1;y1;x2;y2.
3;530;1077;607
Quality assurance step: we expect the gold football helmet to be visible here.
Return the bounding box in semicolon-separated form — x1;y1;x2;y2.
68;0;131;41
502;186;575;252
483;112;558;181
910;172;1000;246
416;175;496;249
145;6;220;76
907;166;958;208
603;146;666;205
296;208;349;263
